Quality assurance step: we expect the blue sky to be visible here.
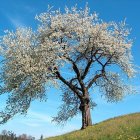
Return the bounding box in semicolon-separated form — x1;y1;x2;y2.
0;0;140;139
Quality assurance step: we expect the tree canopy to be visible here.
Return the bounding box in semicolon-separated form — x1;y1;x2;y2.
0;5;136;128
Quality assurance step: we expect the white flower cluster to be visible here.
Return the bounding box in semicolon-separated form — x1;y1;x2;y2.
0;5;135;105
35;5;135;77
0;5;136;124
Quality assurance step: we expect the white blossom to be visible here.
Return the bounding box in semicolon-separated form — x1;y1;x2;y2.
0;5;136;124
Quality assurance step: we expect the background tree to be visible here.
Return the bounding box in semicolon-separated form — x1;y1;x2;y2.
40;135;43;140
18;134;28;140
0;130;35;140
0;5;136;129
0;130;16;140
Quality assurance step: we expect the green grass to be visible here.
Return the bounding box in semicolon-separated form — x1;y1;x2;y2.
45;113;140;140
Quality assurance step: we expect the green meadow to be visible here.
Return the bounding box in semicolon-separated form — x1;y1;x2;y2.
46;113;140;140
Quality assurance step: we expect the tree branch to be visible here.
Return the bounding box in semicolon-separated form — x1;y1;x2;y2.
94;54;104;67
81;49;99;80
87;73;103;89
66;57;86;93
70;78;82;91
55;71;82;99
81;59;93;80
87;53;114;89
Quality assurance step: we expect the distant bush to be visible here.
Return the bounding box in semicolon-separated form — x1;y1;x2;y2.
0;130;35;140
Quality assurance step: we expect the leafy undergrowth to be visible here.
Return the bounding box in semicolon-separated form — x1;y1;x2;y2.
46;113;140;140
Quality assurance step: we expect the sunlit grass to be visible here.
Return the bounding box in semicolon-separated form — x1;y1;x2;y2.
45;113;140;140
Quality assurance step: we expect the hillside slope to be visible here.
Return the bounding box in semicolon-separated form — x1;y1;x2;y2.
46;113;140;140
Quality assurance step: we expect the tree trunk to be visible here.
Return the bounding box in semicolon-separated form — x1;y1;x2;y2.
79;99;92;129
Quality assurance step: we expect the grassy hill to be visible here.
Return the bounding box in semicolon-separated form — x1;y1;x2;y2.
46;113;140;140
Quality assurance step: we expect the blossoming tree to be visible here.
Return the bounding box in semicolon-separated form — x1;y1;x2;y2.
0;5;136;129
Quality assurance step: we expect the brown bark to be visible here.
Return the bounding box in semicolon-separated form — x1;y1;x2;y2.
79;98;92;129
